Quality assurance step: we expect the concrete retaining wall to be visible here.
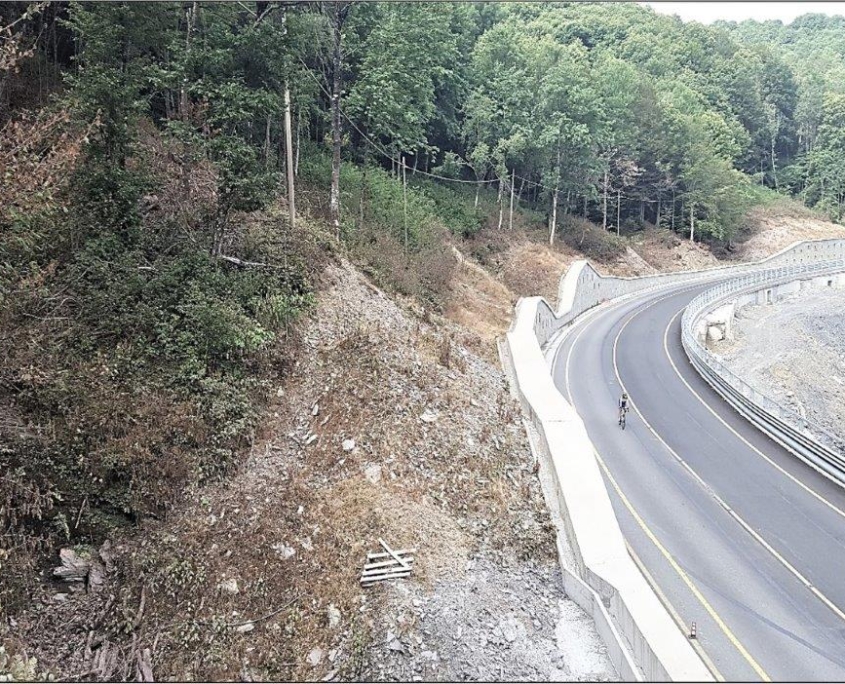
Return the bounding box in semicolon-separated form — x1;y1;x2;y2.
502;238;845;681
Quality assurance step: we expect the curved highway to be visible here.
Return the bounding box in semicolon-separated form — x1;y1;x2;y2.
551;281;845;681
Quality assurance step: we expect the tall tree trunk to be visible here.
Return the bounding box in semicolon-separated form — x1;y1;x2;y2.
359;162;366;231
689;202;695;243
329;6;344;240
474;184;480;209
497;176;504;230
656;196;661;228
294;111;300;176
402;156;408;251
181;1;198;120
284;84;295;228
616;189;621;236
770;142;778;190
509;167;515;230
264;115;271;168
549;187;559;246
602;170;608;230
640;199;645;223
671;189;676;230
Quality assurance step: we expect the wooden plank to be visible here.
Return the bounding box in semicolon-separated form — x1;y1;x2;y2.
379;538;410;570
366;548;416;561
363;558;415;572
361;564;414;578
360;570;412;584
362;559;413;573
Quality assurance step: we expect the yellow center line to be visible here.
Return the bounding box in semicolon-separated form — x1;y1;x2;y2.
595;450;772;682
625;539;726;682
562;291;771;681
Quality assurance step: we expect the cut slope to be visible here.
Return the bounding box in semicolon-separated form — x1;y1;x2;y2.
737;205;845;260
8;258;615;682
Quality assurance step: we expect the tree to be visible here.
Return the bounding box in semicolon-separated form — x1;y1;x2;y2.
323;1;353;239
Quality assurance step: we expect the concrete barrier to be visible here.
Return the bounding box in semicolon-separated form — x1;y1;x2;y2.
501;238;845;681
503;299;712;682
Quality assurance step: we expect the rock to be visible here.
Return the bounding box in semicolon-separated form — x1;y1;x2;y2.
235;622;254;634
273;543;296;560
707;325;724;342
98;540;115;573
312;403;320;416
52;593;69;603
218;578;240;595
53;547;92;584
88;562;106;592
420;410;438;423
364;464;382;484
307;648;324;667
327;604;341;629
306;434;318;446
388;638;405;654
342;438;356;452
499;617;525;643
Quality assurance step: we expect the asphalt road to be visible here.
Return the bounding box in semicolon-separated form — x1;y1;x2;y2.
551;281;845;682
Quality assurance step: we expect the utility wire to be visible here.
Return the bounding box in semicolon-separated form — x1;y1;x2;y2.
296;55;562;194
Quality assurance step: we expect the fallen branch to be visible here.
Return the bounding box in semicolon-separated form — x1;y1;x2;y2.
157;594;301;632
218;254;283;270
226;594;301;628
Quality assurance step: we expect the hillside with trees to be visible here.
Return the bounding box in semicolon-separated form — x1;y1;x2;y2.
2;2;845;680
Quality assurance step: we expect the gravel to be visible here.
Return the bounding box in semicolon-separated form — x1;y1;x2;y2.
713;287;845;441
366;555;615;682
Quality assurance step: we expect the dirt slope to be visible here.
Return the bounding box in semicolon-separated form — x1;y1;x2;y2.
736;206;845;260
447;209;845;352
7;258;615;682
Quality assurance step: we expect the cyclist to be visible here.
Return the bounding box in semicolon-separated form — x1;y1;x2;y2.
618;392;629;426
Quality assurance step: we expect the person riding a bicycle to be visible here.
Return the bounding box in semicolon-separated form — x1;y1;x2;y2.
618;392;629;425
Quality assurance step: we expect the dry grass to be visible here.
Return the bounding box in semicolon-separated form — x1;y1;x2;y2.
9;259;555;682
445;256;515;358
628;226;722;273
736;205;845;261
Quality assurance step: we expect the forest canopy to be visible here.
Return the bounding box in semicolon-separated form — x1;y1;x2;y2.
3;1;845;249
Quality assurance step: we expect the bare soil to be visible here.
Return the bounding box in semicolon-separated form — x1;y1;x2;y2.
5;259;615;682
736;205;845;261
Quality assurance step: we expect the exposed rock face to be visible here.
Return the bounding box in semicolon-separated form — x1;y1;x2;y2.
52;544;110;592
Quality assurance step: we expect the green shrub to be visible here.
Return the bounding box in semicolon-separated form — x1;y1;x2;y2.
561;216;626;262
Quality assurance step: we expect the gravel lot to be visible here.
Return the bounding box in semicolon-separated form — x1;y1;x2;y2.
714;287;845;442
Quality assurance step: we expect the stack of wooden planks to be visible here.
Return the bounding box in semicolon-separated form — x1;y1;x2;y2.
360;539;415;587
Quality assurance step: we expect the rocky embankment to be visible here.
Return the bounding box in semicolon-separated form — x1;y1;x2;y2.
713;287;845;442
5;259;616;682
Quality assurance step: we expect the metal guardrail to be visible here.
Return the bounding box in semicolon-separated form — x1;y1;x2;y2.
681;259;845;485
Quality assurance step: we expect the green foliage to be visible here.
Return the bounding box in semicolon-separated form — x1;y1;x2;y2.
560;216;626;262
412;178;485;238
6;0;845;634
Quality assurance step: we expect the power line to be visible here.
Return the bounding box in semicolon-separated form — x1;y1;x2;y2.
295;56;564;193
